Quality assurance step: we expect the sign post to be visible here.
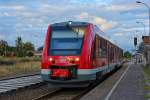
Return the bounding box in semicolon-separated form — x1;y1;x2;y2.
134;37;137;64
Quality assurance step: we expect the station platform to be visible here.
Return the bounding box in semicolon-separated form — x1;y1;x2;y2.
80;62;145;100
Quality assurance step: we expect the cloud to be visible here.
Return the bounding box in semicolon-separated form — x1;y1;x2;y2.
0;5;26;11
105;4;138;12
0;34;5;40
76;12;118;31
75;12;89;20
136;12;148;18
92;16;118;31
113;32;124;36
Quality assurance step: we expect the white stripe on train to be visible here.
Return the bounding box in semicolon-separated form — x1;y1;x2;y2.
41;63;119;75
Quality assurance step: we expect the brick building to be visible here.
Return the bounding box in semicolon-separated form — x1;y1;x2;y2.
142;36;150;67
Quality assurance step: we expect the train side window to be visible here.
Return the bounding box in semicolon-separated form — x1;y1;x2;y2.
110;46;114;62
92;36;96;59
100;37;107;58
95;35;100;58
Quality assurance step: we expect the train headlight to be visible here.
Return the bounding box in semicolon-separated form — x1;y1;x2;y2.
75;57;79;62
49;58;53;62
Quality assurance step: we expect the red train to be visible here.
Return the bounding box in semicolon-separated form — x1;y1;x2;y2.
41;21;123;87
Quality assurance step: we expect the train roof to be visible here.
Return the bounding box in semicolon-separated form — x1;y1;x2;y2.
51;21;90;27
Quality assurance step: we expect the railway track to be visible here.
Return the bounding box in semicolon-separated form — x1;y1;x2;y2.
32;88;87;100
0;74;43;94
32;88;62;100
32;72;114;100
31;82;105;100
0;65;124;100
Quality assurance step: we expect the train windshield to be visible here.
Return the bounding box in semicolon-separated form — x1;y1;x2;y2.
49;26;85;56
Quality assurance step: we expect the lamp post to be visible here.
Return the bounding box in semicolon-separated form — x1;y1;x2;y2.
136;21;146;35
136;1;150;36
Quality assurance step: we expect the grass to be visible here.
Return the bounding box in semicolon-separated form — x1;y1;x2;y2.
143;65;150;98
143;66;150;83
145;93;150;98
0;61;40;78
0;56;41;63
144;85;150;91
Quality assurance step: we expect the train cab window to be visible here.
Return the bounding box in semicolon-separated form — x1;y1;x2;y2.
49;26;85;56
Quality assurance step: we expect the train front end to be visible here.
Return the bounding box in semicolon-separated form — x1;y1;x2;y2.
41;22;94;87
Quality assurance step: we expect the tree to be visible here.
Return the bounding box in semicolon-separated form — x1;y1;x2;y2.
15;37;24;57
0;40;8;56
15;37;36;57
124;51;132;59
7;46;16;56
37;46;43;52
24;42;34;51
24;42;35;57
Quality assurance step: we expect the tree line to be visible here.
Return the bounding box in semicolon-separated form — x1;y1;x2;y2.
0;37;35;57
0;36;133;58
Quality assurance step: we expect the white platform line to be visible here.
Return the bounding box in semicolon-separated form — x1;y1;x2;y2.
105;64;130;100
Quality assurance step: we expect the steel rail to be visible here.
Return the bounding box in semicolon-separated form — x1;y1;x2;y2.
31;88;62;100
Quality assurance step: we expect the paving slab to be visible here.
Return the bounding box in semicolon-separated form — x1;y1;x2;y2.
110;64;145;100
80;62;145;100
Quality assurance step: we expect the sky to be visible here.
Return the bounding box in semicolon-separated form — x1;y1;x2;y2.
0;0;149;51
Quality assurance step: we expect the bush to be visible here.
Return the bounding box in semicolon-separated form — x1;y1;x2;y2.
27;51;34;57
